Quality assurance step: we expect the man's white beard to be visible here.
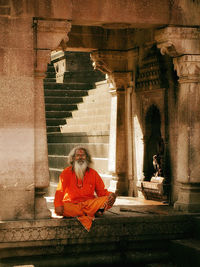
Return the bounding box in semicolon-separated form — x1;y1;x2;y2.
74;160;88;180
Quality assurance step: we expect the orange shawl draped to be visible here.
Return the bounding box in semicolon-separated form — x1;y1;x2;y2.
54;167;112;231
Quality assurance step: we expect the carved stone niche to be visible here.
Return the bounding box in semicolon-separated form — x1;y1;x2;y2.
135;44;169;201
135;44;167;139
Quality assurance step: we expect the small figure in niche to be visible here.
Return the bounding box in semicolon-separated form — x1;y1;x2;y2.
153;154;163;177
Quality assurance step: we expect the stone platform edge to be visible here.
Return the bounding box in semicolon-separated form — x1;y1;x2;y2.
0;213;194;259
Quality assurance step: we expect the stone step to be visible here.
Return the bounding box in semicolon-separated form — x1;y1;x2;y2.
72;107;111;118
59;51;95;71
45;72;56;78
48;143;108;157
45;96;83;104
46;118;66;126
46;111;72;119
44;89;89;97
46;65;55;72
44;82;93;90
86;98;110;107
82;93;110;104
45;104;78;111
87;81;109;95
61;123;110;133
170;239;200;266
66;115;110;126
64;70;105;83
47;132;109;143
44;78;56;83
88;89;109;96
76;101;111;112
48;155;109;174
46;126;60;133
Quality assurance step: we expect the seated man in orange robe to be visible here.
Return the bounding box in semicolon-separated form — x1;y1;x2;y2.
54;146;117;231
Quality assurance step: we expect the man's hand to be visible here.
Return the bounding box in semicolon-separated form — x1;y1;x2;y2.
108;193;117;207
55;206;64;216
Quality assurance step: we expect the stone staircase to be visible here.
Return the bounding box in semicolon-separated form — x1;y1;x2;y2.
44;63;92;133
44;52;112;197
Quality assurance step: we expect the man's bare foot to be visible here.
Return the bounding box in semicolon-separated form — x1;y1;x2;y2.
95;208;104;217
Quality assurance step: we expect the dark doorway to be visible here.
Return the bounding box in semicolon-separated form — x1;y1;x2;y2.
143;105;164;180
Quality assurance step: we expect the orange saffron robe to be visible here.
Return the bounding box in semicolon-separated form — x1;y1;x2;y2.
54;166;111;231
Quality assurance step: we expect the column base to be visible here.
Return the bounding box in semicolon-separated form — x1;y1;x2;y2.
174;183;200;212
128;178;135;197
35;189;51;219
174;202;200;212
108;173;128;195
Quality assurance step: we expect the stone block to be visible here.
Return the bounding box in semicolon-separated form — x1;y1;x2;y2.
0;189;34;220
5;49;34;76
0;77;34;124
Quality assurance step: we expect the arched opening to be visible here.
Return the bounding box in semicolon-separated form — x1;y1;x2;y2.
143;105;164;181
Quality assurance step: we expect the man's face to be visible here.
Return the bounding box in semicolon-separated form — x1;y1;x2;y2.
74;149;87;165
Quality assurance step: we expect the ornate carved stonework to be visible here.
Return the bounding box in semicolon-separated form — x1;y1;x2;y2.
91;50;128;74
90;52;112;75
91;50;135;90
136;45;167;91
155;26;200;57
33;19;71;78
34;19;72;51
0;216;192;244
173;55;200;82
109;71;133;90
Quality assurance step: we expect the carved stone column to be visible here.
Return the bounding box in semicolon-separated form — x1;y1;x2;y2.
173;55;200;212
155;26;200;212
91;51;133;195
33;19;71;218
108;72;134;194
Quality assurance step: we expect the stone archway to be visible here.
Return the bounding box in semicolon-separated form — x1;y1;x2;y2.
143;105;163;180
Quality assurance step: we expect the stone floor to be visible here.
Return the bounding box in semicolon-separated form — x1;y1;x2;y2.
45;196;178;219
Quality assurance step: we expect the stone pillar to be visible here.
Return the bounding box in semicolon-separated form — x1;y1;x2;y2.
91;51;133;195
107;73;127;195
33;19;71;218
173;55;200;212
126;85;134;196
155;26;200;212
0;17;35;220
126;49;138;196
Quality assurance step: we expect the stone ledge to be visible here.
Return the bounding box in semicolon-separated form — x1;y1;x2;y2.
0;212;195;259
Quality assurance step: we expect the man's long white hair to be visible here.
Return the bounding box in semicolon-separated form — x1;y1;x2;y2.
68;146;93;180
